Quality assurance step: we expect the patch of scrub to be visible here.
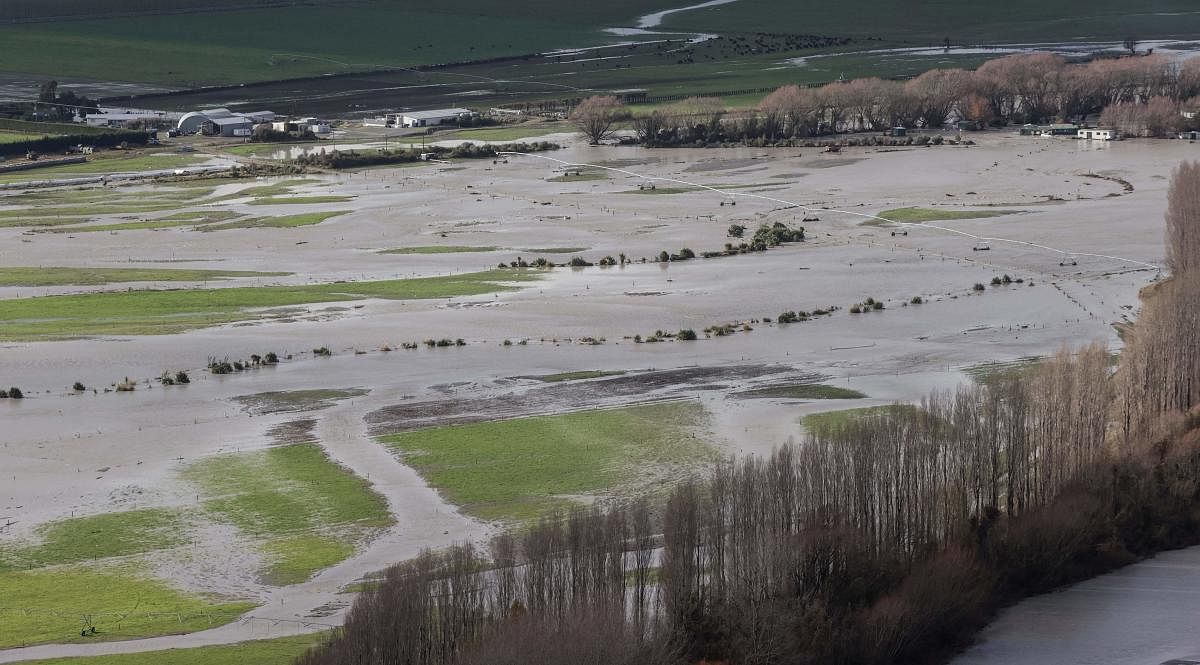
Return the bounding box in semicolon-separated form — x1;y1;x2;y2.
231;388;369;415
876;207;1020;224
529;370;628;383
47;211;246;233
379;245;500;255
182;443;392;585
15;633;329;665
0;269;541;340
520;247;588;253
801;404;921;434
201;210;349;231
0;567;254;649
734;383;865;400
379;400;714;522
0;508;184;572
620;186;698;195
547;170;608;182
0;267;288;287
962;357;1042;386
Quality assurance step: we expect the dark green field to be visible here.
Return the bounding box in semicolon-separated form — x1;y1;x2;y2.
2;0;1196;104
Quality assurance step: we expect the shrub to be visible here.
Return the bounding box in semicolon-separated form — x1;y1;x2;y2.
598;256;617;266
455;338;466;346
7;386;22;399
1002;274;1013;284
873;300;885;310
264;352;279;364
991;276;1003;286
175;371;190;384
911;296;924;304
568;256;594;267
973;283;986;291
850;305;863;314
658;250;671;262
503;339;513;346
728;224;746;238
72;381;85;392
677;329;698;341
313;346;332;357
778;311;800;323
0;389;7;398
677;247;696;260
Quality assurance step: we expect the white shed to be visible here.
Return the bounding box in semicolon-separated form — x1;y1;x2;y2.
399;108;472;128
1078;128;1116;141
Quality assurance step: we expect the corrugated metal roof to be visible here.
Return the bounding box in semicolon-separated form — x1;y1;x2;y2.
402;108;471;120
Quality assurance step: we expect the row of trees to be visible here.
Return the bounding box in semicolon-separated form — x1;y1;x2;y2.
570;52;1200;146
300;167;1200;665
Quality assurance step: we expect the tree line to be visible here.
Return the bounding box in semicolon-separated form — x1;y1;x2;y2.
570;52;1200;146
297;165;1200;665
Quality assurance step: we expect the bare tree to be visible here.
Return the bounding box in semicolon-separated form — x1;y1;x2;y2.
569;95;625;145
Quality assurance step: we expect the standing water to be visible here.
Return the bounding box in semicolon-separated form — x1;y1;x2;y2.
952;546;1200;665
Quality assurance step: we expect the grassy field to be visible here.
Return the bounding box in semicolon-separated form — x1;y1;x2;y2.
448;123;572;142
0;2;661;86
0;267;287;287
664;0;1200;44
0;269;540;340
0;567;254;649
46;212;245;233
877;207;1020;223
736;384;867;400
531;370;627;382
379;246;500;255
963;357;1042;386
0;130;47;144
380;401;713;522
0;154;208;185
231;388;369;415
183;443;392;585
245;195;353;206
202;210;349;230
0;509;184;572
18;633;329;665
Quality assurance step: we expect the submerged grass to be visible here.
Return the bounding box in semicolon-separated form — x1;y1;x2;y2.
736;383;867;400
0;269;539;340
261;536;354;586
379;245;500;255
246;195;353;205
802;404;922;433
530;370;627;383
0;267;287;287
380;401;713;522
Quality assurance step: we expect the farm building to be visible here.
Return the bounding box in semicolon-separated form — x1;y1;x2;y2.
400;108;472;128
204;116;253;137
271;117;332;136
83;107;180;128
1020;123;1078;136
177;108;276;135
1077;128;1117;141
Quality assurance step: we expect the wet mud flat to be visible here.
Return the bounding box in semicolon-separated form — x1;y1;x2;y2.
366;363;823;434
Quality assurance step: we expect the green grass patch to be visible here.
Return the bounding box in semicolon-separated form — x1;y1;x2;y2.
0;130;48;144
0;269;539;340
183;443;392;583
261;536;355;586
530;370;627;383
876;207;1019;224
449;123;571;142
183;442;393;538
0;567;254;649
246;195;353;206
735;384;866;400
380;401;714;522
0;267;287;287
379;245;500;255
0;154;207;185
0;509;184;572
17;633;329;665
202;210;349;231
215;179;322;199
231;388;370;416
45;211;246;233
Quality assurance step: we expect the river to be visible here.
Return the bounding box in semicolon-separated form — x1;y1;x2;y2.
952;546;1200;665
